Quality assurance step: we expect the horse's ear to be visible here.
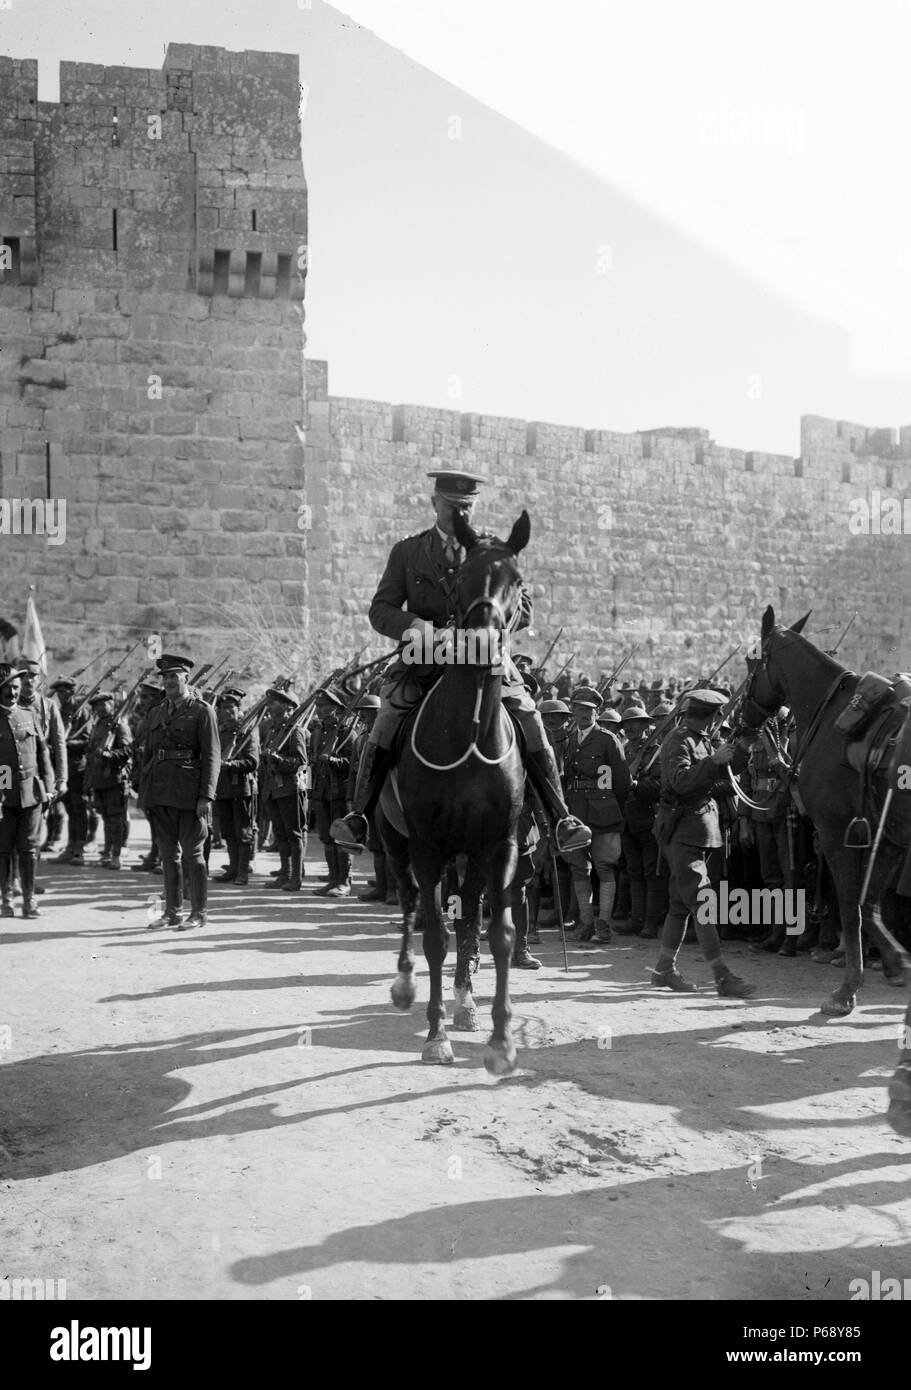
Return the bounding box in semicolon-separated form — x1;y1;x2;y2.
788;610;812;635
506;510;531;555
452;507;478;552
761;606;775;643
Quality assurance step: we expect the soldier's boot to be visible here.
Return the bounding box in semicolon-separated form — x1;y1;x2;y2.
282;845;303;892
573;881;597;943
0;857;15;918
20;856;40;919
796;919;819;953
215;842;239;883
56;842;75;863
513;897;542;969
330;744;391;852
265;848;291;889
527;880;542;945
751;920;786;953
328;846;352;897
86;808;100;846
616;879;646;936
593;878;616;944
69;841;86;868
640;874;666;939
612;868;632;925
178;857;208;931
358;854;388;902
524;746;591;853
313;845;338;896
234;844;252;888
148;859;183;929
107;828;124;872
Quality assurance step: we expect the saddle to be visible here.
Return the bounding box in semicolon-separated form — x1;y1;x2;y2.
837;673;911;848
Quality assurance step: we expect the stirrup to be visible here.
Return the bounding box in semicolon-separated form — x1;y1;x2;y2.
844;816;871;848
329;814;368;854
554;817;592;853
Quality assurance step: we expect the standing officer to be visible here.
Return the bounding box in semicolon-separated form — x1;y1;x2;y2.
129;680;165;873
261;686;309;892
651;688;755;996
0;663;55;919
213;687;261;887
312;687;354;897
19;658;67;890
561;686;630;944
331;468;589;856
139;653;220;931
85;692;133;869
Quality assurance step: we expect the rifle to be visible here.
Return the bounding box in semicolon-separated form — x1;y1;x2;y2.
703;642;742;690
550;651;577;692
627;700;684;780
532;627;564;680
207;667;236;704
65;638;144;737
597;644;639;697
830;611;857;656
266;649;391;758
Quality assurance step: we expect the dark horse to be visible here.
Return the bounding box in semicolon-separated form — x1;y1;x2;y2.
738;607;911;1031
377;509;529;1074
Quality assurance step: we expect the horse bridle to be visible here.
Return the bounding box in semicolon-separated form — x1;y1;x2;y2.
455;544;523;641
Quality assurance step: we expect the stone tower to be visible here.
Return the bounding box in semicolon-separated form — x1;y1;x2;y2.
0;44;308;663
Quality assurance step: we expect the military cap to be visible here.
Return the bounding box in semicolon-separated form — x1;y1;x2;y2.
652;700;675;717
513;653;533;666
314;685;346;708
540;698;571;716
620;680;635;692
139;679;163;693
597;708;622;724
570;686;603;709
620;704;651;722
218;686;246;702
651;678;664;691
51;675;77;690
355;693;381;709
0;663;27;688
266;687;297;708
426;468;486;501
684;688;727;714
156;653;194;674
89;691;114;704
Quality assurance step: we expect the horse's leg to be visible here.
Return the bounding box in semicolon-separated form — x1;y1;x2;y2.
452;858;484;1032
484;837;519;1076
382;819;419;1011
821;835;863;1015
861;850;910;987
412;846;452;1064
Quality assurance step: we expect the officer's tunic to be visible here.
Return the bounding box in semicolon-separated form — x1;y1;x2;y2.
261;720;308;857
0;704;55;860
85;712;133;855
215;718;261;850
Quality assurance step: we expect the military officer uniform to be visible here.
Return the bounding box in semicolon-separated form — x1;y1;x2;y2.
128;680;165;872
213;687;261;887
311;688;353;896
139;653;220;930
652;688;755;997
0;663;55;918
561;686;631;944
261;687;310;893
331;468;589;857
85;692;133;869
617;703;669;938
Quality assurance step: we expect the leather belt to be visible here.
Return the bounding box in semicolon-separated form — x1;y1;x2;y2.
157;749;200;761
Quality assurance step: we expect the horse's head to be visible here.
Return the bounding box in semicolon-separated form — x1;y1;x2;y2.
739;604;811;730
452;509;530;644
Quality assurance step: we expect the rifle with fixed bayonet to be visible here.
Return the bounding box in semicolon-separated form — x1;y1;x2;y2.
532;627;564;681
597;644;640;698
65;638;145;737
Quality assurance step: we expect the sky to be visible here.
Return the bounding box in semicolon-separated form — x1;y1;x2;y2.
2;0;909;453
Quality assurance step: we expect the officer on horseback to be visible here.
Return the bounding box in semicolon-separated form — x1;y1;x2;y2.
331;468;591;855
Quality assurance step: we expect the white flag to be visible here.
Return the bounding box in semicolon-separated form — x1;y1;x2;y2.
22;594;46;673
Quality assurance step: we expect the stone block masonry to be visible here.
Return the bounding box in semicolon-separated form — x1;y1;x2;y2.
1;43;908;683
0;45;308;662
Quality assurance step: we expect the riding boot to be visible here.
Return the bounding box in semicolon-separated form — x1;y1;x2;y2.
160;857;182;921
20;856;40;918
524;746;591;853
313;845;338;895
215;841;239;882
573;879;596;941
69;840;86;868
594;878;616;944
358;853;388;902
0;857;14;918
234;843;251;888
328;845;352;897
331;744;391;851
513;895;542;968
612;867;632;923
282;844;303;891
179;856;208;929
265;847;290;888
617;878;646;936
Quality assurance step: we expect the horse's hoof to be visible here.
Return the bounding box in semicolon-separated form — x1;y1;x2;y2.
390;974;416;1011
452;1005;480;1032
483;1039;517;1076
422;1037;454;1065
821;993;855;1017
